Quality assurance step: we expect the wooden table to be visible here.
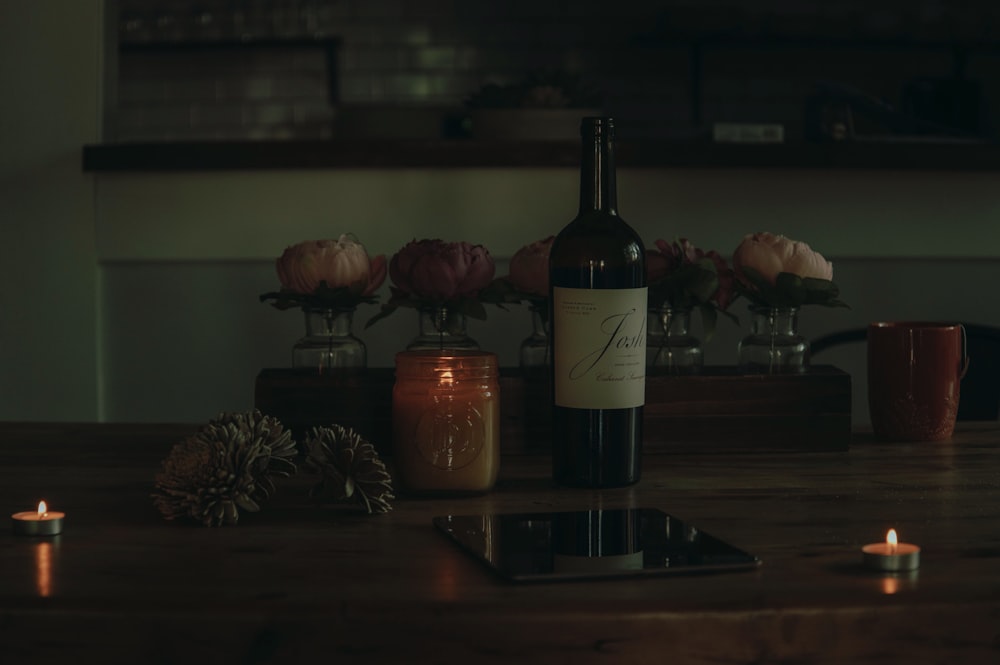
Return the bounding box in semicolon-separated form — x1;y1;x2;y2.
1;422;999;664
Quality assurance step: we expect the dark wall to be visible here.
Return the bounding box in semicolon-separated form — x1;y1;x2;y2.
114;0;999;141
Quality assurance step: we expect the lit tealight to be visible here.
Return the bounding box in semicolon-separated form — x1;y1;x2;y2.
862;529;920;572
11;500;65;536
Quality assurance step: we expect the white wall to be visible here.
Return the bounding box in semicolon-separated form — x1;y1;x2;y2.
4;1;1000;426
95;168;1000;261
0;2;103;420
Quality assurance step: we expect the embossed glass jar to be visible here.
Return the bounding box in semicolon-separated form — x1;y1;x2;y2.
292;307;366;371
738;305;809;373
646;305;702;374
519;304;550;370
392;350;499;494
406;306;480;352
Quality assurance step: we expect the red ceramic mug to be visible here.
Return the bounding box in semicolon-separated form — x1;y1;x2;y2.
868;322;969;441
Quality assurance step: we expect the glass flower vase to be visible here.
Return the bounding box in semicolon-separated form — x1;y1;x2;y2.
519;304;550;371
646;306;703;374
406;306;480;352
293;307;367;372
738;305;809;373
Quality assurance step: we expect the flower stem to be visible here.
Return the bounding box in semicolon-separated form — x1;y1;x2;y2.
768;308;777;374
655;308;674;369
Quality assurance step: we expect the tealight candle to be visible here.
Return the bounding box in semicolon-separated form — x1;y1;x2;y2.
862;528;920;572
12;500;65;536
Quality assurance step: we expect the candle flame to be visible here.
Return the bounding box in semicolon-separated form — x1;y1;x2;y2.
887;528;898;553
37;501;48;518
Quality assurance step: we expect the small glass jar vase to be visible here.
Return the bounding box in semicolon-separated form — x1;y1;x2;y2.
407;306;480;352
738;305;809;373
519;304;550;371
292;307;366;372
646;306;703;374
392;350;500;494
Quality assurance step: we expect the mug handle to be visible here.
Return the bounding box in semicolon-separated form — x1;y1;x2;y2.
959;324;971;379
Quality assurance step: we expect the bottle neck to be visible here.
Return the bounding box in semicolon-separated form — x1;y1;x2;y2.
578;117;618;215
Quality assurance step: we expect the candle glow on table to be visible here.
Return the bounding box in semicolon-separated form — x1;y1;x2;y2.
11;500;65;536
35;541;54;597
862;528;920;572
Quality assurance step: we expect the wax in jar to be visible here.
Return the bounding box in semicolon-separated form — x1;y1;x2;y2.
392;350;500;494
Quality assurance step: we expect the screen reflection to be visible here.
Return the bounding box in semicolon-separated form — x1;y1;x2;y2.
434;508;759;582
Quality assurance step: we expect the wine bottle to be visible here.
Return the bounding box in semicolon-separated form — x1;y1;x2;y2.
549;116;647;488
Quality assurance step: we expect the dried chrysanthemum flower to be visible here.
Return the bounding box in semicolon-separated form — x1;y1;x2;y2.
304;424;394;514
209;409;298;496
152;410;297;527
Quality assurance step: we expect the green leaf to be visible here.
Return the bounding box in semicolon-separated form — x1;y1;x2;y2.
774;272;806;307
736;268;850;310
737;266;782;307
457;298;489;321
801;277;840;305
364;304;398;329
739;266;771;292
821;297;852;309
648;261;720;311
688;265;719;304
479;278;518;303
259;283;378;311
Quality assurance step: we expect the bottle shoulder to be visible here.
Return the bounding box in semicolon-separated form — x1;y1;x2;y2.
551;213;646;263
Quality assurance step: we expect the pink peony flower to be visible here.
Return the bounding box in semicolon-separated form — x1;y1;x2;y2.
702;249;736;311
389;238;495;301
646;238;735;310
732;232;833;285
646;239;679;283
507;236;553;298
276;235;386;296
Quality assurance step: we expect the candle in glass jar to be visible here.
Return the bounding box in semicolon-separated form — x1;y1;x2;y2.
392;350;500;494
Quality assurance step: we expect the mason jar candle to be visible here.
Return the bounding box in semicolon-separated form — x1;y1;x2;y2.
392;350;500;494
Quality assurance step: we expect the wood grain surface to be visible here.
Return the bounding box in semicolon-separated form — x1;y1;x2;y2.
1;421;998;664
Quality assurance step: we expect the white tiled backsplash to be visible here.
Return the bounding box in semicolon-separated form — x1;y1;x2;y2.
112;0;993;141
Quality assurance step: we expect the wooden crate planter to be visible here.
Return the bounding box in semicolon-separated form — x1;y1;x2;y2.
254;365;851;455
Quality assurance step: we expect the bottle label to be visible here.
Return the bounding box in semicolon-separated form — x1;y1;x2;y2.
553;287;647;409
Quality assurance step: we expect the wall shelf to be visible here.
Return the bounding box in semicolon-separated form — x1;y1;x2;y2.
82;138;1000;172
